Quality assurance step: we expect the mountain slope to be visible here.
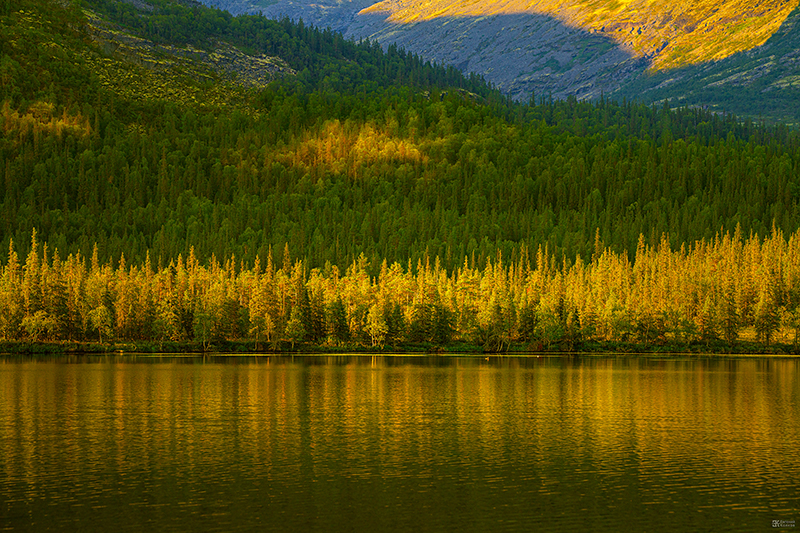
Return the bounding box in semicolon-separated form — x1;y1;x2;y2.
84;9;294;107
3;0;800;350
200;0;800;117
203;0;650;100
348;10;646;101
361;0;797;71
614;5;800;124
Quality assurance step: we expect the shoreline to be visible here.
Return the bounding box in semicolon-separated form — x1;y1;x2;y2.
1;339;798;357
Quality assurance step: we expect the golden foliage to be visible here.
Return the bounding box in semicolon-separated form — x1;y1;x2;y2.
277;119;427;177
4;228;800;347
1;100;91;139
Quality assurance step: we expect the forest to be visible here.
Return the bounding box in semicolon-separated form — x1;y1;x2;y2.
3;227;799;350
1;0;799;350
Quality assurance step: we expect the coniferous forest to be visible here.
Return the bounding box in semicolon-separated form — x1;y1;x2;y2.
2;0;800;351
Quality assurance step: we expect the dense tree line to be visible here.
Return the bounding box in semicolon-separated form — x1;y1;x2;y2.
3;228;799;349
3;83;799;271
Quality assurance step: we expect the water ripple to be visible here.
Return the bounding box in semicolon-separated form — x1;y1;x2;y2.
1;356;798;532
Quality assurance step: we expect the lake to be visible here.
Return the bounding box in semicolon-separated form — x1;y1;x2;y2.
1;354;798;532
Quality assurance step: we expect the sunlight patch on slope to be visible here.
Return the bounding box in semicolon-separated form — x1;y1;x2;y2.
1;101;91;141
278;120;427;178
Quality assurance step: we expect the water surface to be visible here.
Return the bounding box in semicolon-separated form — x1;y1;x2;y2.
1;354;798;531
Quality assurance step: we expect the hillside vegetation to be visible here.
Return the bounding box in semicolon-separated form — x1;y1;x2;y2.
1;0;800;350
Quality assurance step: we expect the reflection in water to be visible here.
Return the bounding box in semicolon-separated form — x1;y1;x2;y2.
1;355;798;532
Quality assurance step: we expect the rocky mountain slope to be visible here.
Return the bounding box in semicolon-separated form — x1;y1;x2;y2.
347;8;645;101
614;5;800;124
361;0;796;71
198;0;800;120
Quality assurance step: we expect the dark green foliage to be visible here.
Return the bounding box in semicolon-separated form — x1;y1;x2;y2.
0;0;96;108
432;304;455;345
518;305;538;343
327;297;349;343
299;287;325;342
409;303;434;343
720;287;739;343
408;302;454;344
754;287;781;345
384;302;406;346
4;84;800;271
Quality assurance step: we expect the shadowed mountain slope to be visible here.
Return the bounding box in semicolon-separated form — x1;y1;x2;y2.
349;12;649;101
3;0;800;272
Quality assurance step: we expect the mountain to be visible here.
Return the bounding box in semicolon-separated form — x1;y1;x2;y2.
359;0;796;71
199;0;800;120
614;5;800;124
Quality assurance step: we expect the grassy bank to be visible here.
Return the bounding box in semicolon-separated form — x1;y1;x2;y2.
1;339;798;356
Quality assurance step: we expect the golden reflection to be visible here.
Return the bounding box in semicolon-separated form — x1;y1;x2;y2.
1;357;798;503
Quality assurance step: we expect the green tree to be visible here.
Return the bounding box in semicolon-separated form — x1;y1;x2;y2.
384;302;406;346
754;289;780;345
327;297;350;344
432;304;454;345
88;305;113;343
285;305;306;349
695;295;719;343
366;303;388;347
719;287;739;344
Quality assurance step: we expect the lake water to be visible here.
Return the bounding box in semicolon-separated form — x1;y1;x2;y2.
1;354;798;532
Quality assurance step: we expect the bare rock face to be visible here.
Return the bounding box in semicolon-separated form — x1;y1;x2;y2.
614;6;800;123
347;10;647;101
209;0;377;31
196;0;800;103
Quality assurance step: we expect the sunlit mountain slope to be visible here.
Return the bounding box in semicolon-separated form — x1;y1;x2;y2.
615;5;800;124
360;0;797;71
